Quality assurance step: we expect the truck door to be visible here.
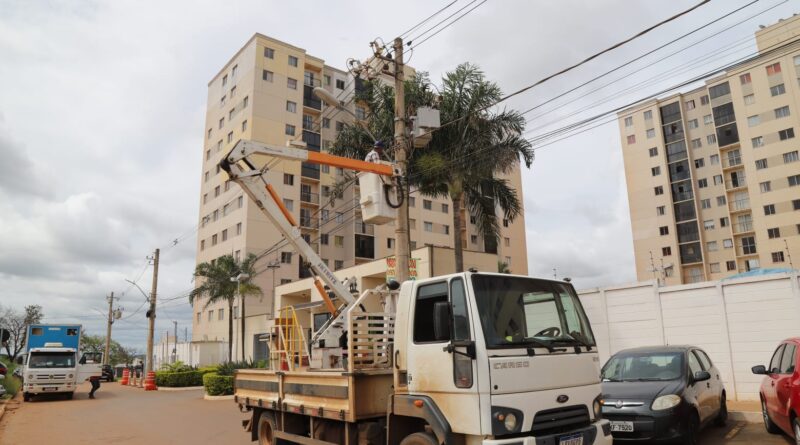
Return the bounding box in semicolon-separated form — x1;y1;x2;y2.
77;352;103;383
405;277;481;435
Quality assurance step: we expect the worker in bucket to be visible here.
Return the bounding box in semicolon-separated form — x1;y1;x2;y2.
365;140;384;163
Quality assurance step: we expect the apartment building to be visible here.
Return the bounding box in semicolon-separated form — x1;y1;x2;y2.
192;34;528;353
619;15;800;285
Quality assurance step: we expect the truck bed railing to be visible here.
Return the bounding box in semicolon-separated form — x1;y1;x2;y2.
347;312;395;371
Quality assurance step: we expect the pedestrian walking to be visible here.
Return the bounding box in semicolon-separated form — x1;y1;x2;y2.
88;375;100;399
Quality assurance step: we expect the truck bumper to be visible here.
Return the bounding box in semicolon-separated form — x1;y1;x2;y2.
25;382;76;395
482;420;613;445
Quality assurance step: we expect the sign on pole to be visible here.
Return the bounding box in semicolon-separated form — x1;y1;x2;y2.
386;256;418;282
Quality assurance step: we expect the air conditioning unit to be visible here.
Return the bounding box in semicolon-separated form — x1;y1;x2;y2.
411;107;440;148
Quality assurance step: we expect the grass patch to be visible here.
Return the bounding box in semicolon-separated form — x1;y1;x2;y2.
1;357;22;399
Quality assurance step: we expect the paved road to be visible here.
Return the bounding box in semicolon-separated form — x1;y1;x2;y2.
0;382;251;444
0;382;793;445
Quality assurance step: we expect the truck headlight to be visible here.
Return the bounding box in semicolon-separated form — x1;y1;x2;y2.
593;395;603;420
651;394;681;411
503;412;517;431
493;408;523;433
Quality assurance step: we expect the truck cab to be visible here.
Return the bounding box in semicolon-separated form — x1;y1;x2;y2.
392;272;610;445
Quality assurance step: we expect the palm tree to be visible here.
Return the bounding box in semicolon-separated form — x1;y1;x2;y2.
189;254;262;362
331;63;533;272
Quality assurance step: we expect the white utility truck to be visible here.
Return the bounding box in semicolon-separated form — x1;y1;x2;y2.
221;140;612;445
21;324;102;401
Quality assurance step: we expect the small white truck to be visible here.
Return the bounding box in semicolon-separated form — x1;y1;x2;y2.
222;139;613;445
21;324;102;401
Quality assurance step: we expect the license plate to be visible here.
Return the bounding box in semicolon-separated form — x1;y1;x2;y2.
610;421;634;432
42;387;58;392
558;434;583;445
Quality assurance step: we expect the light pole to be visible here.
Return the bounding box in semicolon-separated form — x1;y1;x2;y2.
231;273;250;361
313;87;377;143
266;260;280;319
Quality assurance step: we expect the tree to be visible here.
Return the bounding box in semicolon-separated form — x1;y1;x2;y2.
330;64;533;272
80;334;138;365
0;304;43;360
498;261;511;274
189;253;262;362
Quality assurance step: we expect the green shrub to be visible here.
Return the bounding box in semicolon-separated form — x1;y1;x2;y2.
197;366;218;375
1;358;21;398
216;359;259;376
159;360;193;373
203;372;233;396
154;370;203;387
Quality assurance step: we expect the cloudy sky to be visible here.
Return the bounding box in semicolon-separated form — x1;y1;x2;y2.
0;0;795;349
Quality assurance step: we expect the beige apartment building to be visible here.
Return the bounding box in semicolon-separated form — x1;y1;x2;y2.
192;34;528;357
619;15;800;285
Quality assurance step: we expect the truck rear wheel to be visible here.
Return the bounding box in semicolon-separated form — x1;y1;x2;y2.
400;432;438;445
257;411;277;445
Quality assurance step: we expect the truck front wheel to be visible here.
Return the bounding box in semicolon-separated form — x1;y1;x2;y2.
65;392;74;400
23;392;31;402
400;432;438;445
257;411;277;445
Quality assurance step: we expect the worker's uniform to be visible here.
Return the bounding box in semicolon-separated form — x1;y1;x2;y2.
89;375;100;399
365;149;381;163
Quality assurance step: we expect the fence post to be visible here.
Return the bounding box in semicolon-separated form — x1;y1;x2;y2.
716;280;738;400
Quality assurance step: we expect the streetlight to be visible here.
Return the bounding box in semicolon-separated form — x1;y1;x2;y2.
231;273;250;361
313;87;377;142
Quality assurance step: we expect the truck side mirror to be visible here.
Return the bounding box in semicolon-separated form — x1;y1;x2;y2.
433;301;451;342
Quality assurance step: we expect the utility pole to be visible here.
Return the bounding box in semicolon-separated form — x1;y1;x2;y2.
103;292;117;365
392;37;410;283
145;248;160;375
172;320;178;364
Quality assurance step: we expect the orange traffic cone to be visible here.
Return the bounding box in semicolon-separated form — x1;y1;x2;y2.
144;371;157;391
120;369;130;386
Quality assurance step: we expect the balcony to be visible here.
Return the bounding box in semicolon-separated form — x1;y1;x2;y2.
722;156;742;169
729;198;750;212
301;163;320;180
300;191;320;205
735;244;758;257
672;191;694;202
303;85;322;110
732;221;754;234
725;178;747;190
355;220;375;236
299;216;319;229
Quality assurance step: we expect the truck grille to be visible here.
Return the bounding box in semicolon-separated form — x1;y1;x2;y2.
32;374;67;382
531;405;590;436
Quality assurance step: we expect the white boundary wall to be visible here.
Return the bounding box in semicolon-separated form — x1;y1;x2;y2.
578;272;800;401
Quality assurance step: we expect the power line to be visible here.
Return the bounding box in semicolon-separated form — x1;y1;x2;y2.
399;0;462;38
409;0;489;50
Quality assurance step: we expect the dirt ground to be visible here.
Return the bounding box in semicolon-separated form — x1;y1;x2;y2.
0;381;251;444
0;382;792;445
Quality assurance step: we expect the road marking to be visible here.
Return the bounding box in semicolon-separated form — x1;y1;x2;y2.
724;422;747;440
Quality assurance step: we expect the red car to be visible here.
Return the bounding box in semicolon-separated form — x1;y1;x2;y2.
0;361;7;376
752;337;799;442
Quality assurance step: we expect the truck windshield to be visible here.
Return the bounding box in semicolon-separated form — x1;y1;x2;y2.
471;275;596;350
29;352;76;368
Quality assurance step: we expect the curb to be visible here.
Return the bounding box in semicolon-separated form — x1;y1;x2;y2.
157;386;204;392
204;393;234;401
729;410;761;423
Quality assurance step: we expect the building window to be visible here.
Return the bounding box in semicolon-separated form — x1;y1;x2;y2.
751;136;764;148
707;241;718;251
626;135;635;144
764;204;776;215
687;119;698;129
656;206;665;216
262;70;274;82
783;150;799;163
236;222;242;235
470;235;478;244
739;73;751;84
288;55;298;67
238;196;244;208
322;117;330;129
703;219;715;230
779;128;795;140
643;110;652;120
700;95;709;105
654;186;663;195
334;260;344;270
690;138;702;149
287;78;297;89
213;209;219;221
324;74;331;85
227;131;233;143
286;101;297;113
443;225;450;235
701;199;711;209
335;235;344;247
710;154;719;165
335;212;343;223
230;85;236;98
755;158;768;170
204;171;209;183
686;100;695;110
713;175;723;185
772;252;785;263
767;227;781;239
335;121;344;132
387;238;395;249
212;234;218;246
716;195;726;206
503;219;509;227
770;84;786;96
218;118;224;129
744;94;755;105
723;239;733;249
221;229;228;242
775;106;790;119
747;115;760;127
264;47;274;58
283;199;293;211
208;311;213;322
651;166;660;176
214;185;221;197
726;261;736;271
703;114;713;125
697;178;708;188
200;239;205;251
243;96;249;108
710;263;720;273
646;128;655;139
707;134;716;145
624;116;633;127
760;181;771;193
197;312;202;323
286;124;296;136
441;203;449;213
222;74;227;87
741;236;757;255
424;221;433;232
766;62;781;75
318;233;328;245
504;237;511;247
694;158;704;168
659;226;669;236
284;173;294;185
281;252;292;264
720;217;729;227
793;199;800;210
336;79;345;90
648;147;658;157
241;120;248;132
